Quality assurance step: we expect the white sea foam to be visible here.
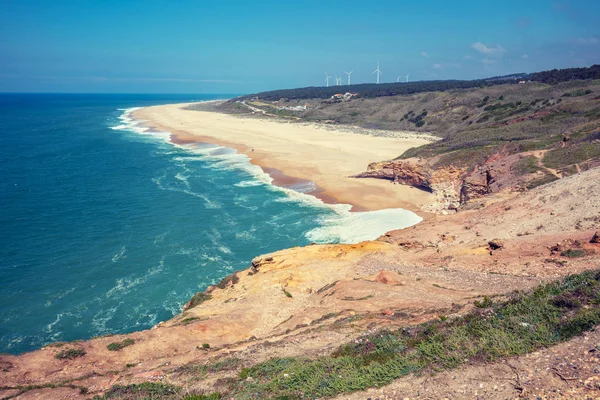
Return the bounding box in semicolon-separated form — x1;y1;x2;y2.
112;107;424;244
306;208;423;243
234;180;265;188
110;107;171;142
111;245;127;263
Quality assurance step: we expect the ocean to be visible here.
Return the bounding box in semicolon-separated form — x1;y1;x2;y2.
0;93;421;355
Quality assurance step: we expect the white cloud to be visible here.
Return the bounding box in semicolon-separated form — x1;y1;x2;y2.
432;63;443;69
471;42;506;56
420;52;429;58
574;37;600;45
521;54;529;59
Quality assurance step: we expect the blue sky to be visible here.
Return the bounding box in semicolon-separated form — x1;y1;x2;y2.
1;0;599;93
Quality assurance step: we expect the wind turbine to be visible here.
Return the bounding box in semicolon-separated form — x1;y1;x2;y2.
372;62;382;84
335;75;342;86
406;73;410;83
325;73;331;87
345;71;353;85
397;75;402;83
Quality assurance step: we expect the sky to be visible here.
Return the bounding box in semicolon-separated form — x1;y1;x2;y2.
1;0;599;94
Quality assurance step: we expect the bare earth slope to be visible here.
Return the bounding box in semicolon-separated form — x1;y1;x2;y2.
1;165;599;399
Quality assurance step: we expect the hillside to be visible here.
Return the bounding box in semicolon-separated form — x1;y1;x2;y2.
228;65;600;101
213;66;600;213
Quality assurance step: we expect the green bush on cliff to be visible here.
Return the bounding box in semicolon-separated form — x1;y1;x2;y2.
106;338;135;351
187;292;212;309
55;348;86;360
92;382;221;399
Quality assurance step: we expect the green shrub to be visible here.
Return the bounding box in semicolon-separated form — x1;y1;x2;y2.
187;292;213;309
185;394;222;400
474;296;493;308
96;382;180;399
560;249;586;258
55;348;86;360
181;316;201;326
106;338;135;351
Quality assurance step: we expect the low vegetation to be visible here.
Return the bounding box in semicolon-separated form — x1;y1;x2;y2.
186;292;212;310
54;348;86;360
543;142;600;169
97;270;600;399
232;270;600;399
106;338;135;352
215;65;600;186
233;65;600;101
91;382;222;399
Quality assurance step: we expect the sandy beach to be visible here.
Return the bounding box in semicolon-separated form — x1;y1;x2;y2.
133;103;435;213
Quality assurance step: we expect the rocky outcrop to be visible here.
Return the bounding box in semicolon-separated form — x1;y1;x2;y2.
460;168;493;203
355;159;497;213
591;232;600;244
354;160;432;190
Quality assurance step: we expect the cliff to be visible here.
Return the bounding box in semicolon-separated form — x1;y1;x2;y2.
1;167;600;399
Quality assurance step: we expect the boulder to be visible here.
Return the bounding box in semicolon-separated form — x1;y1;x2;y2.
591;232;600;244
374;270;405;285
488;239;504;250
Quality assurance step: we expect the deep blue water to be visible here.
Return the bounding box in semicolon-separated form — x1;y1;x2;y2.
0;93;421;354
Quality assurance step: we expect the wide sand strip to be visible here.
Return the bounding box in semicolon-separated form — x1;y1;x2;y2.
133;103;434;213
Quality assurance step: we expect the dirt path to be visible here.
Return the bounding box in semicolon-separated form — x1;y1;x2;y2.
532;149;562;178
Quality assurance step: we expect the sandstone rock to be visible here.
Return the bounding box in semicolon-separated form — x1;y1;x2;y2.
591;232;600;244
374;270;404;285
354;160;432;190
460;169;492;204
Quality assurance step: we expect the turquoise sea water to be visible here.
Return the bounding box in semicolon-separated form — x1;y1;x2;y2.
0;93;421;354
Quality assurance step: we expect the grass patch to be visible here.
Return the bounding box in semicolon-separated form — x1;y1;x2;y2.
525;172;559;189
92;382;221;400
181;316;204;326
55;348;86;360
512;155;542;175
232;270;600;399
106;338;135;351
341;294;374;301
432;146;496;169
561;249;587;258
176;357;243;377
282;288;293;298
187;292;213;310
543;142;600;169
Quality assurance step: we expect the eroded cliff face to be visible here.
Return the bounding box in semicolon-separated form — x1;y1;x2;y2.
354;147;563;213
355;159;490;213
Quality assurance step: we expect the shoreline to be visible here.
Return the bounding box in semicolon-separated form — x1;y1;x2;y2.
133;102;436;216
170;133;345;209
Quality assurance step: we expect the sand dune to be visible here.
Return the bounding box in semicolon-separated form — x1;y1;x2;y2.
133;103;434;213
